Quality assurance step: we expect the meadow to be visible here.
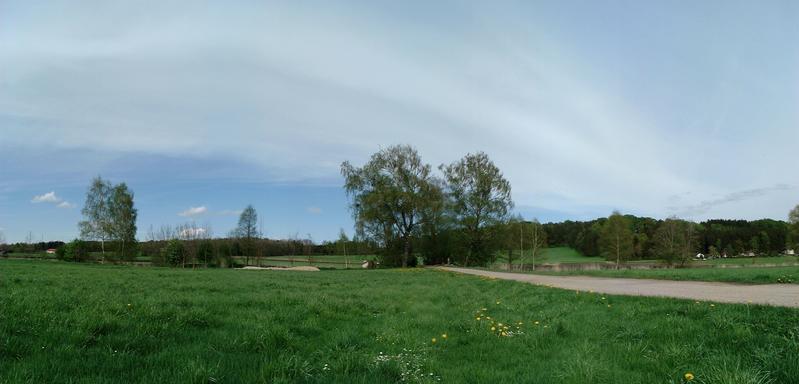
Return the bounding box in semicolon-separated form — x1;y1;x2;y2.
491;247;597;267
2;260;798;383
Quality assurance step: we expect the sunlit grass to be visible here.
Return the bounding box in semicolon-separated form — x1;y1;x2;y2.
1;259;798;383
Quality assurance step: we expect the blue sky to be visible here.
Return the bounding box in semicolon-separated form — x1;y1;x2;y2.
1;1;798;243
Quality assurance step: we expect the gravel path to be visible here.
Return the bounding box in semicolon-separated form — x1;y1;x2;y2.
438;267;799;308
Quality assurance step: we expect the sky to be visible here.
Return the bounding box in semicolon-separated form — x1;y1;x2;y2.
1;1;798;243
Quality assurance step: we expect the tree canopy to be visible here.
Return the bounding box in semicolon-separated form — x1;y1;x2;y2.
341;145;442;267
441;152;513;266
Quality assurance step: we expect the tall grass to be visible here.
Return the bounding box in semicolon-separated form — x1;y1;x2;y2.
1;260;797;383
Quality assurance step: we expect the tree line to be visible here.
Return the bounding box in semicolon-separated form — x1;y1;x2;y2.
546;213;798;266
5;156;798;269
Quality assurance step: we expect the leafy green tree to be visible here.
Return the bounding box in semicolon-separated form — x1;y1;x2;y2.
341;145;442;267
599;211;634;269
653;218;697;266
110;183;137;261
79;177;113;258
79;177;138;262
441;152;513;267
235;205;260;266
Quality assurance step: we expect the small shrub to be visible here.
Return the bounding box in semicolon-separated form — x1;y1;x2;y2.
63;239;89;262
161;239;186;267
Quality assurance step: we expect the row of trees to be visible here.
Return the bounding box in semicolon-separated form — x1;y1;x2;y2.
552;209;799;267
342;145;515;267
597;213;699;267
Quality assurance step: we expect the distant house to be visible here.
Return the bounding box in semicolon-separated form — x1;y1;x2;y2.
46;248;57;254
786;249;796;256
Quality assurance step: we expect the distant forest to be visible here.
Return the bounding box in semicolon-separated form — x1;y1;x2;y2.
545;216;791;259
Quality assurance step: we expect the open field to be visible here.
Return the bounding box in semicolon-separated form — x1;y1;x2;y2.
530;265;799;285
492;247;598;267
2;260;799;383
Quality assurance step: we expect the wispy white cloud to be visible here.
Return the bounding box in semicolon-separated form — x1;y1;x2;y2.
306;206;322;215
31;191;62;203
669;184;794;217
57;201;75;209
178;206;207;217
2;1;797;224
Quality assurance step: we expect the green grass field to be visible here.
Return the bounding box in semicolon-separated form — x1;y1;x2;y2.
493;247;599;267
240;255;378;269
533;265;799;285
2;260;798;383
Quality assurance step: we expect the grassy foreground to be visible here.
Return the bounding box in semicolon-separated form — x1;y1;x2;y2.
533;266;799;285
2;260;798;383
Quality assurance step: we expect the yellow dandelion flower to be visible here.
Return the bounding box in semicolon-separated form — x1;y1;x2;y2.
710;304;715;307
431;338;437;344
498;323;503;327
496;301;501;305
534;321;539;325
601;297;606;300
684;372;694;381
491;327;496;331
607;304;612;308
476;317;481;321
441;334;447;339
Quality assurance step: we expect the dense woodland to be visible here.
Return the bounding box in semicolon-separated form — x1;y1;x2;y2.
544;216;792;259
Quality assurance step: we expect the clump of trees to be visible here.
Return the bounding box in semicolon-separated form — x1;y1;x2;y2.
78;176;138;261
56;239;90;262
342;145;516;267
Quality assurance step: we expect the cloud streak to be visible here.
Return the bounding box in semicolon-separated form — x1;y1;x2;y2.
178;206;207;217
669;184;794;217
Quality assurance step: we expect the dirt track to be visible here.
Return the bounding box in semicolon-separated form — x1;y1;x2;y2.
438;267;799;308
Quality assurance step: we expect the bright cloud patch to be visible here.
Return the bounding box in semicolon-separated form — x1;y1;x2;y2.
32;191;62;203
31;191;75;208
178;206;208;217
